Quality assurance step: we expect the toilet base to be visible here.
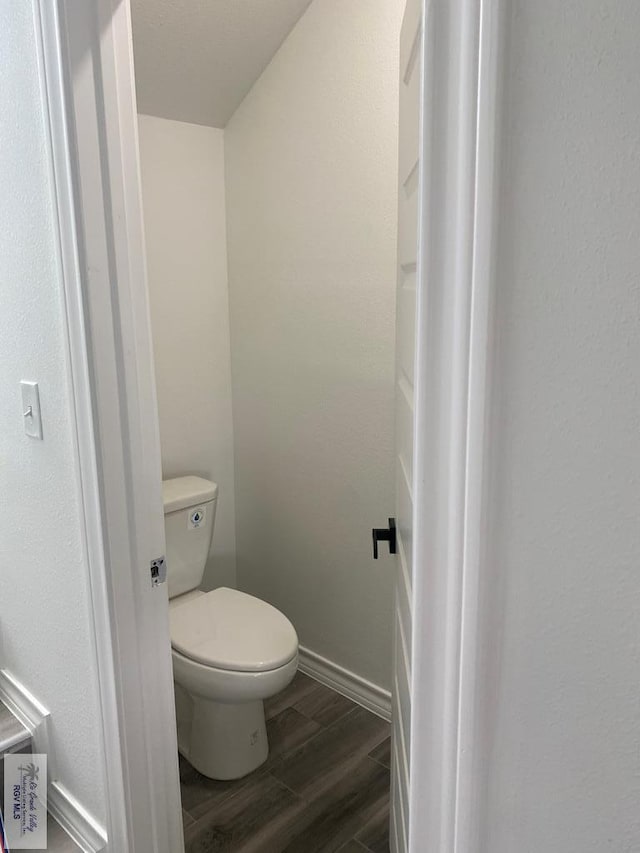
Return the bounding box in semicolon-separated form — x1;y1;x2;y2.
177;687;269;780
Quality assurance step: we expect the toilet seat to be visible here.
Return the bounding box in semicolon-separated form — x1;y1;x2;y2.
172;646;298;704
170;587;298;673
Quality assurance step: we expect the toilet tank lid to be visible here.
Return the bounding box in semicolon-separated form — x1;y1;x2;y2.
162;476;218;513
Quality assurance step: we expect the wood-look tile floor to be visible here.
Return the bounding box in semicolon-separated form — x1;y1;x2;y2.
180;672;391;853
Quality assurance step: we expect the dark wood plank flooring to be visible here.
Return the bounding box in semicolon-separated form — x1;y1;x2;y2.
180;672;391;853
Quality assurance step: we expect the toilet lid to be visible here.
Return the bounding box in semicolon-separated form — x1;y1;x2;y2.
170;587;298;673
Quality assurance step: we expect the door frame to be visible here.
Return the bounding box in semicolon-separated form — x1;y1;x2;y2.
36;0;506;849
408;0;505;850
34;0;184;850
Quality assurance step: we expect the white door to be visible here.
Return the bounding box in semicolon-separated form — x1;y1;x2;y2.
391;0;423;850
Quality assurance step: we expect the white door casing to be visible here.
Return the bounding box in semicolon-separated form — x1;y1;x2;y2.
34;0;185;850
392;1;504;851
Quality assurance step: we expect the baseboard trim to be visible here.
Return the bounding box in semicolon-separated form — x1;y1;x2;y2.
298;646;391;722
0;669;106;852
49;781;107;853
0;668;50;757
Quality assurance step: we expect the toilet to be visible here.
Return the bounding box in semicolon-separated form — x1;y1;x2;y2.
163;475;298;780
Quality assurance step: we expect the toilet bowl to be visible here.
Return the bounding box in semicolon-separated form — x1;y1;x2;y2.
163;477;298;780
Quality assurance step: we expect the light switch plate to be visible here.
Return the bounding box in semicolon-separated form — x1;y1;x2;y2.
21;381;43;439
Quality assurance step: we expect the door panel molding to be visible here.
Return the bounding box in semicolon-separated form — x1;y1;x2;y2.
392;0;422;845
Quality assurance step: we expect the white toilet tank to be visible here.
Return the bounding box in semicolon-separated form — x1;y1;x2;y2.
162;476;218;599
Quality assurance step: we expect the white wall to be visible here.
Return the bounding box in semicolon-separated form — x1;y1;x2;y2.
138;115;236;589
0;3;106;824
478;2;640;849
225;0;402;689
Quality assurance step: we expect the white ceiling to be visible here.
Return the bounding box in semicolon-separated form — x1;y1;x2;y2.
131;0;313;128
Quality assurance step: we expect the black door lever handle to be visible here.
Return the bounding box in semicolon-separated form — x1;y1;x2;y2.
372;518;397;559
